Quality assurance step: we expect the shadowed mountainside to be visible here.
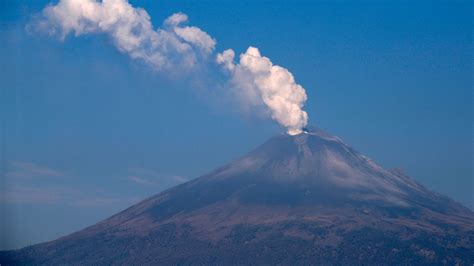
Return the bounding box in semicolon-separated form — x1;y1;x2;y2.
2;128;473;265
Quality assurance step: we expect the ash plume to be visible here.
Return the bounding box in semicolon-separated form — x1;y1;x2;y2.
30;0;216;70
31;0;309;134
217;47;308;135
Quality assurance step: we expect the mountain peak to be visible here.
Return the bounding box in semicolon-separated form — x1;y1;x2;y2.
3;128;473;265
282;126;343;143
202;128;468;213
301;126;341;139
210;128;410;207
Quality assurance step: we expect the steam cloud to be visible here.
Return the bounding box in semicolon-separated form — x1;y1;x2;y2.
33;0;216;70
217;47;308;135
32;0;309;134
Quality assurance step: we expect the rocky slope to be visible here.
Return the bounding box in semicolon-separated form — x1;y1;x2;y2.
2;128;473;265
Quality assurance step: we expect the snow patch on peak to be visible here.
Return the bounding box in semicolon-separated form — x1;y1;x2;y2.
293;127;344;143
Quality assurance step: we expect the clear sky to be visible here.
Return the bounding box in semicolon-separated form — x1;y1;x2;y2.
1;0;472;249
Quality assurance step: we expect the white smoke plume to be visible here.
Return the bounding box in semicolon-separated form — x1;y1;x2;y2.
31;0;216;70
217;47;308;135
32;0;309;135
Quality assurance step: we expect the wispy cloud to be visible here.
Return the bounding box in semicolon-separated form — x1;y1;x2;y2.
128;175;154;185
2;161;186;207
171;175;188;183
69;196;139;207
1;186;63;204
2;161;72;204
2;183;139;208
6;160;66;179
127;167;187;186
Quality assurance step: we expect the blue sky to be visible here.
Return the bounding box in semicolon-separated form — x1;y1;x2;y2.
1;0;472;249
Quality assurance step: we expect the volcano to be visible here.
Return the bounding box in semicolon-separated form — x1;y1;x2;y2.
2;128;473;265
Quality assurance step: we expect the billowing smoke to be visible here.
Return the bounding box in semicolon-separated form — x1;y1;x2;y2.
32;0;309;134
32;0;216;70
217;47;308;135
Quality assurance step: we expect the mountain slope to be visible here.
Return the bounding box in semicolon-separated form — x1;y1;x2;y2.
2;129;473;265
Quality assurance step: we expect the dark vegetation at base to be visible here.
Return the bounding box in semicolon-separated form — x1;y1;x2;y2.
2;223;473;265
